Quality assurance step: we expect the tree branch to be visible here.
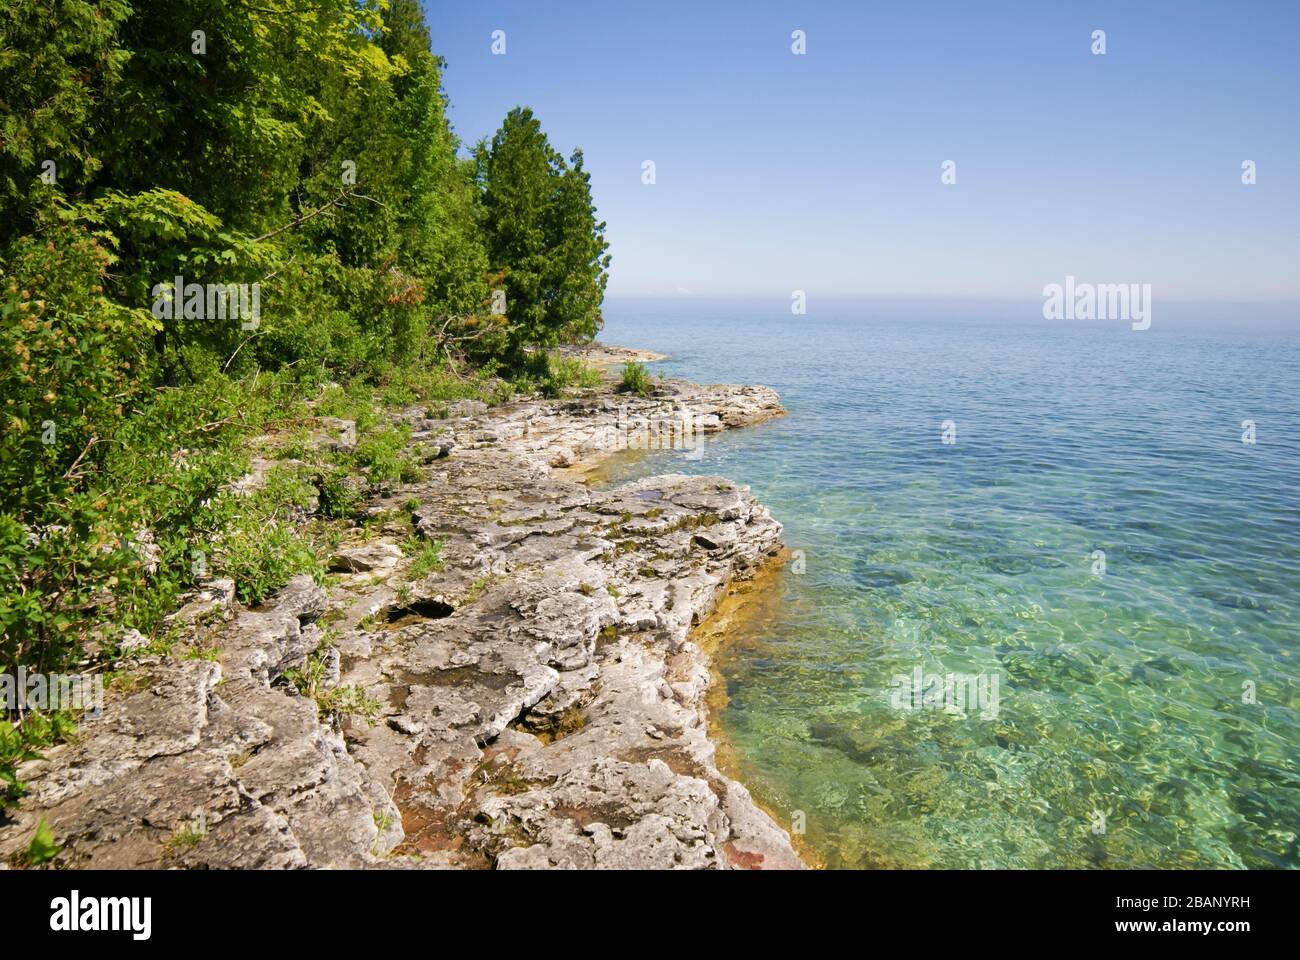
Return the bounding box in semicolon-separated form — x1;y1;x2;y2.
252;187;382;244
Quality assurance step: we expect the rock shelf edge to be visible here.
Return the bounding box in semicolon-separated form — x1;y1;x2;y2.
0;366;805;871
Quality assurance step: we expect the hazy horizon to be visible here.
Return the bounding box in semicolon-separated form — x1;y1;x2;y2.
600;293;1300;332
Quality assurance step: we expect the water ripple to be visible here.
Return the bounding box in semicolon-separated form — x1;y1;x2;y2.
602;305;1300;869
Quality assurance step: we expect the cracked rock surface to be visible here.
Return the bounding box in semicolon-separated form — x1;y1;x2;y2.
0;376;803;870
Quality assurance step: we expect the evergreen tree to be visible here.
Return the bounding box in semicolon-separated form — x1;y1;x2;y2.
478;107;561;356
547;149;610;343
479;109;610;355
0;0;131;244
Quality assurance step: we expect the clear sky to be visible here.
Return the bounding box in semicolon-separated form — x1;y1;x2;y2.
423;1;1300;302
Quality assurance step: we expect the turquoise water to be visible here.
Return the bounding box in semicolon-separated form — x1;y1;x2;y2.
599;299;1300;869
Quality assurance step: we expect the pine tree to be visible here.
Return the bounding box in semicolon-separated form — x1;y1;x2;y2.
547;149;610;343
479;107;560;356
480;109;610;356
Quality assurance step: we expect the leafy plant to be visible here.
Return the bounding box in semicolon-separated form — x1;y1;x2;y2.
216;517;324;606
21;818;61;867
619;361;652;397
539;352;602;396
0;721;42;808
1;713;75;812
315;465;362;519
284;642;380;728
401;535;445;580
352;423;420;489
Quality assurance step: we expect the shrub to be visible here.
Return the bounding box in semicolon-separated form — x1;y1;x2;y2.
401;535;445;580
215;516;324;606
1;713;74;812
352;423;419;488
619;360;652;397
541;353;602;396
315;465;362;519
0;225;154;519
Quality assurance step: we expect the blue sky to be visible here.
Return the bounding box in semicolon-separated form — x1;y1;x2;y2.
423;1;1300;302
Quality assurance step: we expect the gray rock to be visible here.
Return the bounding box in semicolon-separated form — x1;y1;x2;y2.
118;629;150;654
1;372;802;870
328;540;403;574
313;417;357;452
446;400;488;419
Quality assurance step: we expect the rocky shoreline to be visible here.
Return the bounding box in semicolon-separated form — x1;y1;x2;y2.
0;359;805;870
553;340;668;367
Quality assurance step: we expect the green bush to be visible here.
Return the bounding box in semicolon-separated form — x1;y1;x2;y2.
315;465;362;519
619;360;652;397
216;516;324;606
1;713;74;811
541;353;602;396
351;423;419;488
0;225;153;518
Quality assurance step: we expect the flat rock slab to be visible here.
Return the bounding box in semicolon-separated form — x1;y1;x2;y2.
1;378;802;870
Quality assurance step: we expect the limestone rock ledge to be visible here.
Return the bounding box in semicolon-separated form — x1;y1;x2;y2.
0;378;804;870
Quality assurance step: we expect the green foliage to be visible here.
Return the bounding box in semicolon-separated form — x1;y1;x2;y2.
0;720;42;808
315;466;362;520
286;644;381;728
284;647;329;700
0;0;611;787
479;109;611;357
22;817;61;867
508;349;603;398
1;225;156;517
0;362;302;672
316;683;383;728
401;536;445;580
619;361;652;397
217;517;324;607
547;150;611;343
352;423;420;488
539;353;602;396
1;713;73;812
162;819;205;854
0;0;131;238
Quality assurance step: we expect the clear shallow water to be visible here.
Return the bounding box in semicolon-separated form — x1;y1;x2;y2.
599;299;1300;869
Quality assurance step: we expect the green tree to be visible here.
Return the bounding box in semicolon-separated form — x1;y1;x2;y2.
0;0;131;243
380;5;489;322
478;107;560;357
479;108;610;357
547;149;610;343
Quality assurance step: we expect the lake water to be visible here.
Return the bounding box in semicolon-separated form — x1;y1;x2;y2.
598;298;1299;869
